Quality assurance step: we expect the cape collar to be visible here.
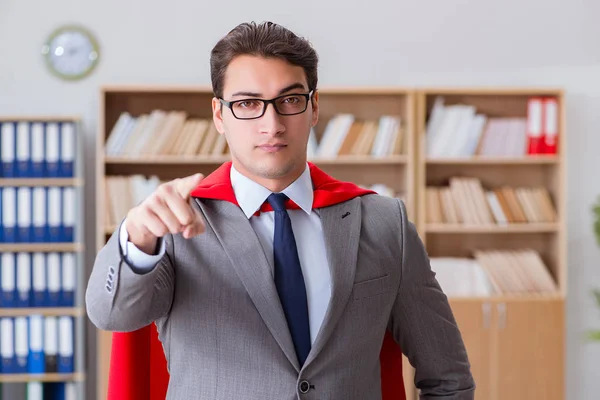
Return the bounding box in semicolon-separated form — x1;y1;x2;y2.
190;161;376;212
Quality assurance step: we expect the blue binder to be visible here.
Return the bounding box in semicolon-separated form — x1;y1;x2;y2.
62;187;75;242
47;253;61;307
57;316;74;373
15;121;31;178
46;122;60;178
32;253;48;307
14;316;28;373
31;122;46;178
60;253;75;307
59;122;75;178
1;317;15;374
0;253;16;307
47;187;61;243
28;315;45;374
2;187;16;243
15;252;31;308
1;122;16;178
16;187;32;243
32;187;47;243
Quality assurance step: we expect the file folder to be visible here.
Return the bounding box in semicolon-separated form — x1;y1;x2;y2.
61;253;75;307
0;253;16;307
46;123;60;178
47;187;61;242
32;253;47;307
1;318;15;373
14;316;28;373
16;121;31;178
57;316;74;373
2;187;16;243
31;122;46;178
17;187;32;243
60;122;75;178
62;187;75;242
47;253;61;307
32;187;47;243
16;252;31;308
1;122;16;178
44;316;58;373
28;315;45;374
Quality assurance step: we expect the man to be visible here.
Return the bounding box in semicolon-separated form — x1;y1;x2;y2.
86;21;475;399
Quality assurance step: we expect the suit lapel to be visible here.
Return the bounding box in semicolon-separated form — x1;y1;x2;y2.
304;197;362;367
194;198;301;372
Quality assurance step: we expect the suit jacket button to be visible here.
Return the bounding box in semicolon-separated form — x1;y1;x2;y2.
299;380;310;394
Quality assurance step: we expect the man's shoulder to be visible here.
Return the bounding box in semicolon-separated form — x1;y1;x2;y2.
359;193;406;214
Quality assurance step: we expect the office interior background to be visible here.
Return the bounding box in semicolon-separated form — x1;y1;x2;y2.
1;0;600;399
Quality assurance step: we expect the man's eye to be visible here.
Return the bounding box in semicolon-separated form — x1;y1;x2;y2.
283;96;300;104
237;100;260;108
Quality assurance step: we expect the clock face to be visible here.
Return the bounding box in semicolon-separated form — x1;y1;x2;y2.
42;25;100;80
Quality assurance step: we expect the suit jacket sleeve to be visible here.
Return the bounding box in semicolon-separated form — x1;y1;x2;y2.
85;218;175;333
388;199;475;399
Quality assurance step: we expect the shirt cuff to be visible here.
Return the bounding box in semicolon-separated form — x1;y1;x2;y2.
119;218;166;272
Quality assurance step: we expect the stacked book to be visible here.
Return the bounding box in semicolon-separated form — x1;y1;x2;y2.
308;114;403;158
426;96;558;157
430;248;557;297
105;111;227;158
426;177;557;225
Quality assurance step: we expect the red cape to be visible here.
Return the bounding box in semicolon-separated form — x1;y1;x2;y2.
107;162;406;400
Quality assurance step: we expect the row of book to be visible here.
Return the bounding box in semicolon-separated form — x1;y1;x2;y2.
1;253;76;309
0;382;76;400
0;122;77;178
105;112;228;157
309;114;404;158
426;177;557;225
104;175;403;228
0;316;74;374
0;187;76;243
426;96;558;157
430;248;557;297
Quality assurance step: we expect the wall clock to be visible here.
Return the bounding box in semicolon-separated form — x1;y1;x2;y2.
42;24;100;81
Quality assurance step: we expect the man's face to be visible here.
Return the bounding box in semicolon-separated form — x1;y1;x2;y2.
212;55;318;182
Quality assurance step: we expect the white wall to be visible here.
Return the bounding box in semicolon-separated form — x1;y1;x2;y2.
2;0;600;399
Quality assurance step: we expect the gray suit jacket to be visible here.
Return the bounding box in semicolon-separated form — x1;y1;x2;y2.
86;194;475;399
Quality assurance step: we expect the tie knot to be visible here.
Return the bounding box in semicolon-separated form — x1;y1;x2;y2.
267;193;289;212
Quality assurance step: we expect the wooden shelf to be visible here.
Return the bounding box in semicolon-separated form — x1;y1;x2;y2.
0;243;83;252
0;307;84;317
0;372;85;383
0;116;81;122
0;178;84;187
426;156;558;165
426;223;559;233
448;293;564;302
104;155;407;165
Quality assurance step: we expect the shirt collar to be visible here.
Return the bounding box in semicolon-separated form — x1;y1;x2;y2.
230;163;314;219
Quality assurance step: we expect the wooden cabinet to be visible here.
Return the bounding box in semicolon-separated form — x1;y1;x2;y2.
451;298;564;400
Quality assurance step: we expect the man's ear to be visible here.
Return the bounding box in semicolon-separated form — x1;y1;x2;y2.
310;91;319;128
212;97;226;134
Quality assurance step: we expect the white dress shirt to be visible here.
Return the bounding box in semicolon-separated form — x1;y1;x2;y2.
119;163;332;345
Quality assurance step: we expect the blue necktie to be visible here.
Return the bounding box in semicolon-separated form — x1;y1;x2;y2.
267;193;311;366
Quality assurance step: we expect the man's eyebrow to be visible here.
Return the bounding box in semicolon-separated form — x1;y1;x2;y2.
230;83;307;98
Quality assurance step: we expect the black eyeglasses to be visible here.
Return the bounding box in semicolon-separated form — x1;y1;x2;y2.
219;90;314;120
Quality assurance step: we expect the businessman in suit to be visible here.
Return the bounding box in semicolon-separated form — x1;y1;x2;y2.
86;21;475;399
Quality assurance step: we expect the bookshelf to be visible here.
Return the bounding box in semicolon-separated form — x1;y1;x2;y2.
416;88;566;400
94;85;567;400
0;117;86;398
96;85;416;400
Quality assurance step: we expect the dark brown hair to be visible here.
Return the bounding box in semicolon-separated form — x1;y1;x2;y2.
210;21;319;99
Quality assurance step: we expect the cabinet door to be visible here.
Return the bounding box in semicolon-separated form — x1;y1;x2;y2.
450;300;493;400
493;299;564;400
